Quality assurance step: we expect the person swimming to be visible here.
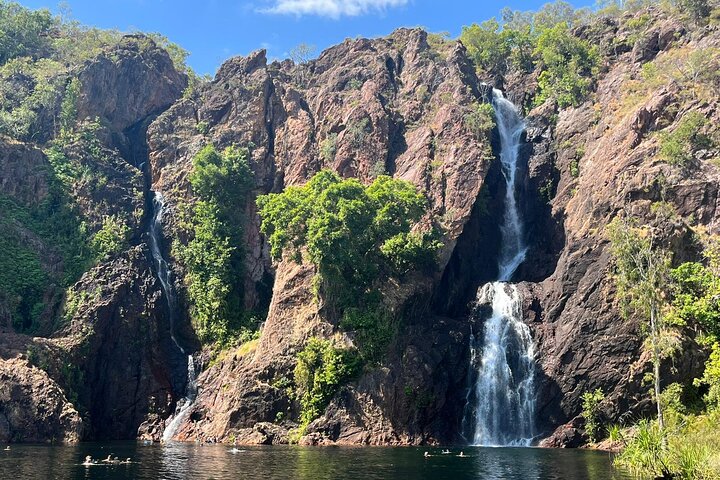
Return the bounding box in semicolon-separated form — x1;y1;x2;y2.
229;447;242;454
82;455;95;466
3;446;9;451
441;449;451;454
458;451;466;457
424;451;430;458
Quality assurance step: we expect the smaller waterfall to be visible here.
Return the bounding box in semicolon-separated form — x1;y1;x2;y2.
148;192;198;442
162;355;198;442
148;192;182;353
462;89;537;446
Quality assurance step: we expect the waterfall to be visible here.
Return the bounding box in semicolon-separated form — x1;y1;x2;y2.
162;354;198;442
149;192;182;353
462;89;537;447
147;192;198;442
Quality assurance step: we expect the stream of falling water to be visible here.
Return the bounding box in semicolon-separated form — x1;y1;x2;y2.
148;192;198;442
462;89;537;446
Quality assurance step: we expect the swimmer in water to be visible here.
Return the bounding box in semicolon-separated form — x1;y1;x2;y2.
458;451;466;457
442;449;451;454
82;455;94;465
3;446;9;451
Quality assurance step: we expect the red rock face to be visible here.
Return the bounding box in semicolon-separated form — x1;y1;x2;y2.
147;13;720;445
2;8;719;446
146;29;496;444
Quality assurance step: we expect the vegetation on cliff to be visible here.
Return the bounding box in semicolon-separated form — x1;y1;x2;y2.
257;170;440;317
605;219;720;477
174;144;257;345
293;338;362;436
460;1;599;108
258;170;440;428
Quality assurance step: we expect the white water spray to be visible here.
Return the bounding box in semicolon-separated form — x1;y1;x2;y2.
148;192;198;442
462;89;537;446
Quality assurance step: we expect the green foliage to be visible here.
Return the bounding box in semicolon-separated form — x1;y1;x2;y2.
0;1;54;64
0;223;48;331
293;338;361;432
608;216;678;432
615;419;671;477
539;178;556;202
176;144;255;345
339;307;395;363
257;171;439;313
146;32;190;73
460;19;512;75
608;424;623;442
463;102;496;141
0;189;91;331
534;22;600;108
346;117;370;149
59;77;80;134
90;215;130;260
569;158;580;178
696;343;720;410
659;112;714;167
616;414;720;479
581;388;605;442
195;120;209;135
607;217;672;327
319;133;337;163
0;56;65;140
672;0;712;23
671;263;720;340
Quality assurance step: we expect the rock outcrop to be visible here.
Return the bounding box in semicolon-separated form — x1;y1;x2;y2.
148;29;495;443
1;7;719;447
0;358;82;443
148;12;720;445
0;34;187;442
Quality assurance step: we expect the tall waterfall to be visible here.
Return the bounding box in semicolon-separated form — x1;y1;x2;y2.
462;89;537;447
148;192;198;442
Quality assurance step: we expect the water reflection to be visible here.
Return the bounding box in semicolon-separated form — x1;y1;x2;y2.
0;443;629;480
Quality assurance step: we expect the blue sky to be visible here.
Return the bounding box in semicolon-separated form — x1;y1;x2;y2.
19;0;595;75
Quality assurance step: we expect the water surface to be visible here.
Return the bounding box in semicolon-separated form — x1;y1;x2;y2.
0;443;630;479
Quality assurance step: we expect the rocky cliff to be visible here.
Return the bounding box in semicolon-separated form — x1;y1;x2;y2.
1;5;719;447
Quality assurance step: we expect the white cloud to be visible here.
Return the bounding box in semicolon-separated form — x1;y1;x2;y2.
262;0;409;18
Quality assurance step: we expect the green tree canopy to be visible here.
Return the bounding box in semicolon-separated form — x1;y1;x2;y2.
177;144;255;345
0;1;55;64
257;170;439;312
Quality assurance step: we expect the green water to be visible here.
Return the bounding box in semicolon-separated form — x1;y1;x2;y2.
0;443;630;479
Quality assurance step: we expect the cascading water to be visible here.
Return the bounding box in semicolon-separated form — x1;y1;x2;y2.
462;89;537;447
148;192;198;442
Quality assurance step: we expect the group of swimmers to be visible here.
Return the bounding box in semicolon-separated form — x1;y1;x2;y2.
424;450;468;458
81;454;132;466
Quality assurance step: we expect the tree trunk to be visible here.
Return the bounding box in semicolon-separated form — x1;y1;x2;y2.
650;304;665;436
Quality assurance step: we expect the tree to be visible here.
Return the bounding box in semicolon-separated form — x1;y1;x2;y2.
460;19;511;76
608;216;675;433
581;388;605;442
673;0;712;23
0;1;55;64
257;171;439;313
289;43;315;85
534;22;600;107
177;144;255;345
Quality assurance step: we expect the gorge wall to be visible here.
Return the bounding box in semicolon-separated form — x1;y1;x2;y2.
1;6;719;446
